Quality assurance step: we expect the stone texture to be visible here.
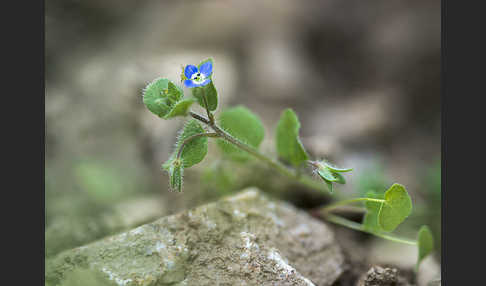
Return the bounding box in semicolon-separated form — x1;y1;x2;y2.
357;265;412;286
46;188;345;286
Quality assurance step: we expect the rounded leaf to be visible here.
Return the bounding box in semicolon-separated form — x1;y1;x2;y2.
143;78;172;117
417;225;434;268
216;106;265;161
143;78;188;118
176;120;209;168
378;183;413;232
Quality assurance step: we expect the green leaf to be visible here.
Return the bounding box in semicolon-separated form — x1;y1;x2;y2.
362;191;384;233
192;80;218;111
317;167;338;182
216;106;265;161
176;120;208;168
276;109;309;167
417;225;434;269
165;98;196;118
162;119;208;192
143;78;172;117
378;183;413;232
143;78;192;119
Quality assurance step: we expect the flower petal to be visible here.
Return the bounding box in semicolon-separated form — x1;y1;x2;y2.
184;65;198;79
199;61;213;78
195;78;211;87
184;79;198;88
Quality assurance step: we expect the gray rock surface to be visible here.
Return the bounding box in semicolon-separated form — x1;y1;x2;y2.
46;188;345;286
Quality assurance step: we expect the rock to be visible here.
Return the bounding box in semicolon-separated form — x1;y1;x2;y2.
46;188;345;286
45;195;167;258
357;265;412;286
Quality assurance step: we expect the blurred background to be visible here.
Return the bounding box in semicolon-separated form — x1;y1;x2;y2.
45;0;440;279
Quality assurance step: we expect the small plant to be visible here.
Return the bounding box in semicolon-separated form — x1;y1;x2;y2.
142;58;434;269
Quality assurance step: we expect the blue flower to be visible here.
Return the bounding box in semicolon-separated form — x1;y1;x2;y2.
183;61;213;88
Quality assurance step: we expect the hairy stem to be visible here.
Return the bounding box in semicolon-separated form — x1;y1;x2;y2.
324;213;417;245
321;197;386;213
190;111;210;124
212;122;332;194
188;111;332;194
177;132;219;159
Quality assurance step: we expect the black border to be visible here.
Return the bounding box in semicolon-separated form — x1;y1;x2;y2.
442;0;486;284
3;0;44;285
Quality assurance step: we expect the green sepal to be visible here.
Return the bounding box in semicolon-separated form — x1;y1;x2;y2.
143;78;193;119
317;167;338;182
333;172;346;184
325;163;353;173
163;159;184;192
276;109;309;167
416;225;434;270
216;106;265;161
378;183;413;232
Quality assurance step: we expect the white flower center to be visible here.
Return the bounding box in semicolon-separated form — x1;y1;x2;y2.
191;72;206;83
